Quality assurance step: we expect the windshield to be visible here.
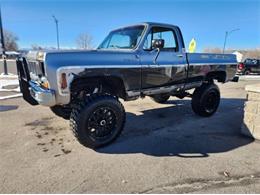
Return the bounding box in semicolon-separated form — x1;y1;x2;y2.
244;59;258;65
98;25;145;49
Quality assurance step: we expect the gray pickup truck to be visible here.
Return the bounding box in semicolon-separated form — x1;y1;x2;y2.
17;22;238;148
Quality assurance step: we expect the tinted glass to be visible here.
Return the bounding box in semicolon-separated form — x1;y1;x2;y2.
98;25;145;49
143;27;178;51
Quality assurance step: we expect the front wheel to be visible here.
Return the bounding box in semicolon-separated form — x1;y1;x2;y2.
70;95;126;148
191;83;220;117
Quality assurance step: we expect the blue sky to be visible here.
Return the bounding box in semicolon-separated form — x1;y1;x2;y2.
2;0;260;51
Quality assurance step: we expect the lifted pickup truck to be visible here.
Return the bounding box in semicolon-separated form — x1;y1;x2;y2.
17;22;238;148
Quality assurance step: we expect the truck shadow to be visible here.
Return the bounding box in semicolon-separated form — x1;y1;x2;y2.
97;98;254;157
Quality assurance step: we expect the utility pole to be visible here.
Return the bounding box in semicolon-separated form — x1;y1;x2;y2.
223;28;240;54
0;6;7;75
52;15;60;50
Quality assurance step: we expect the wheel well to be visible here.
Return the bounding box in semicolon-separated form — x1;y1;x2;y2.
70;76;126;99
205;71;226;83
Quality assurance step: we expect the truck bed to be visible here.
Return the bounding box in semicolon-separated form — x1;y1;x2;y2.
187;53;238;82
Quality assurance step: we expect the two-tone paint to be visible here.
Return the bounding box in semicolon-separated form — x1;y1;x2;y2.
19;22;238;106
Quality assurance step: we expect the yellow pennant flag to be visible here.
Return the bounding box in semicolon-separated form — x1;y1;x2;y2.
189;38;196;53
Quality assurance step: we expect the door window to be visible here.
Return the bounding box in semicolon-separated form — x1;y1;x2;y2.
143;27;178;51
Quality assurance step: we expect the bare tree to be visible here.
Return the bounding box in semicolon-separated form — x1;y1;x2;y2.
31;44;44;50
243;48;260;59
3;30;19;51
203;47;260;60
76;33;93;49
203;47;222;53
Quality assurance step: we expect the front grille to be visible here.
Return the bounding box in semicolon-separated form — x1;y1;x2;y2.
27;61;45;76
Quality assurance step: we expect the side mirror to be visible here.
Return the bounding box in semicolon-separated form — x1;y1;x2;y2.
152;39;164;64
152;39;165;49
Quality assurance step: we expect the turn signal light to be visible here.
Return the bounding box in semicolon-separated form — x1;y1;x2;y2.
60;73;67;89
40;77;50;89
41;81;50;89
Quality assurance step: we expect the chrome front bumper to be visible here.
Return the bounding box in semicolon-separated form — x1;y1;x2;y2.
29;81;56;106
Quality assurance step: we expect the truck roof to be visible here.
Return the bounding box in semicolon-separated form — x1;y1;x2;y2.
112;22;179;31
142;22;178;27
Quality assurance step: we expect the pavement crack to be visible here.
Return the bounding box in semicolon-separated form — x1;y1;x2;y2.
139;172;260;193
67;179;88;193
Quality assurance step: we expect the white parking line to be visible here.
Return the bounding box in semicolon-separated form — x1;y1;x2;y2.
0;94;22;100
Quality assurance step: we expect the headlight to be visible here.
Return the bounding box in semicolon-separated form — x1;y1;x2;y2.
37;51;44;61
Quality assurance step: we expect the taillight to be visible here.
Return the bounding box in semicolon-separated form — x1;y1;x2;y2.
238;63;244;70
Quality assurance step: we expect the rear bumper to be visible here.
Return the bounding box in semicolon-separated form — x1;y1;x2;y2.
16;57;56;107
236;69;244;74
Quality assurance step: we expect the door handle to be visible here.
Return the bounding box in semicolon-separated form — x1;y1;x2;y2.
177;54;183;58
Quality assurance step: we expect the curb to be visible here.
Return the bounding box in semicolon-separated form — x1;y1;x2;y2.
238;75;260;81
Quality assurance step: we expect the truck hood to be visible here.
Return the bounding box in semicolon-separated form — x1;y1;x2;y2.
35;49;138;68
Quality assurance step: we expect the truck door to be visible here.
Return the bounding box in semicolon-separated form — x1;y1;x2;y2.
140;26;187;90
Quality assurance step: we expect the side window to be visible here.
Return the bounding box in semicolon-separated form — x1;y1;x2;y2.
143;32;152;50
252;59;257;65
143;27;178;51
154;31;176;49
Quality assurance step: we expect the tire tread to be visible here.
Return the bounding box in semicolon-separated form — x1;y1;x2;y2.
70;94;125;148
191;83;220;117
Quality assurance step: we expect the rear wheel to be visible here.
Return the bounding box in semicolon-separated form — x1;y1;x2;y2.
191;83;220;117
151;93;170;103
70;94;125;148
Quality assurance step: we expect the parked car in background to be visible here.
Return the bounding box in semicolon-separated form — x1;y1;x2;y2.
237;58;260;75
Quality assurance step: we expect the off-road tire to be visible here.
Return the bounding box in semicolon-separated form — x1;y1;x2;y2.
50;105;72;120
151;94;170;103
191;83;220;117
70;94;126;148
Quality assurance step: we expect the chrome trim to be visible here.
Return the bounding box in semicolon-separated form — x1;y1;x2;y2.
56;62;235;71
189;62;237;66
142;84;182;95
126;81;202;97
29;81;56;106
57;64;186;70
127;84;183;97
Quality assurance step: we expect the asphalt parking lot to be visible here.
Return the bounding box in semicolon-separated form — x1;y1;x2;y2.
0;80;260;193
